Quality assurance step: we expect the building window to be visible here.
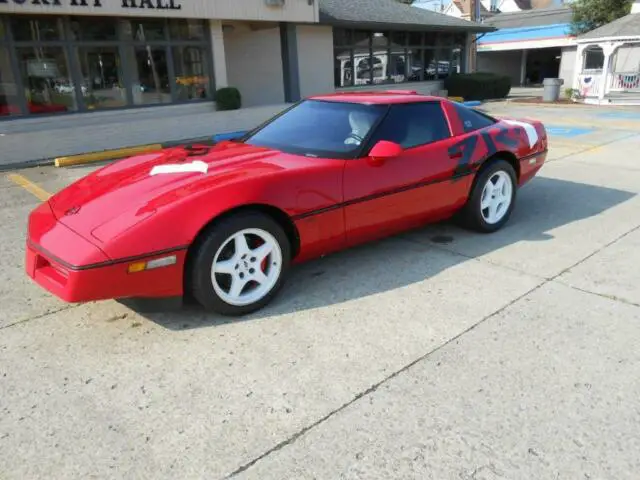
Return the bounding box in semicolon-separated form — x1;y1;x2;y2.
0;14;214;117
77;46;127;110
127;46;171;105
11;16;64;42
583;46;605;72
333;28;464;88
16;46;78;114
173;46;211;101
0;46;21;116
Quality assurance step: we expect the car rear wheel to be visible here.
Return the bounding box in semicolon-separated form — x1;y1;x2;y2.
190;212;291;316
459;159;517;233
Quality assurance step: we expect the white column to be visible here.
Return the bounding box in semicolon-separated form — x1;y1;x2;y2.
572;43;586;90
209;20;228;90
520;49;528;86
599;43;618;100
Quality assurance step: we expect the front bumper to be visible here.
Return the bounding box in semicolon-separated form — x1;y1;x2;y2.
25;202;185;303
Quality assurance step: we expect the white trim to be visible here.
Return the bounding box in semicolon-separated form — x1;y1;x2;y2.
478;37;576;52
577;35;640;44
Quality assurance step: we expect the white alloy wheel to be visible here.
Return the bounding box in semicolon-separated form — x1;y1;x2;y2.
210;228;283;307
480;170;513;225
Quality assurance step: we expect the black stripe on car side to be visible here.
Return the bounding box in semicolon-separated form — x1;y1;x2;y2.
30;242;189;272
291;149;547;221
291;171;474;221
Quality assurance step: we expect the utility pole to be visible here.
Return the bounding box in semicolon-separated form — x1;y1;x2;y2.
467;0;478;72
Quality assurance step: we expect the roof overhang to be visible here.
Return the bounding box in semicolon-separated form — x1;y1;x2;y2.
319;18;495;33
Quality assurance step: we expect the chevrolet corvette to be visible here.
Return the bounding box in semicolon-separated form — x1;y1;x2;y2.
26;91;548;316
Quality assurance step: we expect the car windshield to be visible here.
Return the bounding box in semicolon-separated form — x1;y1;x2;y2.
244;99;388;158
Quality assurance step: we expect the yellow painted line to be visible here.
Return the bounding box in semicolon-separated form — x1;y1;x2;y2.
448;96;464;102
7;174;52;202
54;143;163;167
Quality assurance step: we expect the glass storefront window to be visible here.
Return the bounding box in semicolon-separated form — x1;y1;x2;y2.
391;31;407;47
173;46;210;101
352;30;370;45
333;28;352;47
451;48;462;75
408;32;423;47
0;16;213;117
76;47;127;110
435;47;453;79
128;19;166;42
334;48;352;88
0;46;21;116
16;46;77;114
69;16;118;41
11;16;64;42
423;49;437;81
127;46;171;105
332;28;461;88
406;48;425;82
386;53;407;84
169;19;205;41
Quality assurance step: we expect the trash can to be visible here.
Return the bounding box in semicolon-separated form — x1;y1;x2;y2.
542;78;564;102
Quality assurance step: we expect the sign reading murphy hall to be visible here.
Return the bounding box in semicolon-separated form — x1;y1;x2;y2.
0;0;318;21
0;0;182;10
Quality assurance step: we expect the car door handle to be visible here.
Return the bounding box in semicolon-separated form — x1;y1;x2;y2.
449;151;463;159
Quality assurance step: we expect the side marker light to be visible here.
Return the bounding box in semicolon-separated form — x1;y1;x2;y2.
127;255;177;274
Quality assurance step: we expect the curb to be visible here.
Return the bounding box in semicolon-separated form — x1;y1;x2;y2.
54;143;163;167
0;133;243;172
52;132;249;168
0;157;56;173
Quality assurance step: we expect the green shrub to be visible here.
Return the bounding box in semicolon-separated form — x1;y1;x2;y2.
444;72;512;101
215;87;241;110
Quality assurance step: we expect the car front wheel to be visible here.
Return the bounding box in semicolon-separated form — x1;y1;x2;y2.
190;212;291;316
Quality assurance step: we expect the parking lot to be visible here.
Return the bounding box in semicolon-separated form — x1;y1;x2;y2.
2;101;640;479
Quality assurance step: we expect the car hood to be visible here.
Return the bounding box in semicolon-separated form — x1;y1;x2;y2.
48;141;296;246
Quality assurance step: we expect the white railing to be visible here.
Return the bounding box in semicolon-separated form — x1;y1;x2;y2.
577;72;602;98
609;71;640;92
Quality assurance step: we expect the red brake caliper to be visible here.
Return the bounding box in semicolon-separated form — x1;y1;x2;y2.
255;238;268;274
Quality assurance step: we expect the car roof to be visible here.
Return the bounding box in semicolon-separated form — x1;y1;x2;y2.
307;91;447;105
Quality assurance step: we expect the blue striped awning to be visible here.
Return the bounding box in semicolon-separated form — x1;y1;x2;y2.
478;23;572;45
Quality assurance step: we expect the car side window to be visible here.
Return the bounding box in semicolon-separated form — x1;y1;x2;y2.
454;104;496;133
371;102;451;149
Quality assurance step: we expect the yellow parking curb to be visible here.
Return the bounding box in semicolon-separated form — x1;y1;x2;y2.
448;96;464;102
54;144;163;168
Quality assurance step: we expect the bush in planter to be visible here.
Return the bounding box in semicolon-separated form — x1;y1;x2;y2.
444;72;512;101
215;87;241;110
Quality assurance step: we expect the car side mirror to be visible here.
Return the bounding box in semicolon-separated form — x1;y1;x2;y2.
367;140;403;166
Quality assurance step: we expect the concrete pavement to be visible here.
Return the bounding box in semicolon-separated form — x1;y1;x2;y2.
1;103;640;479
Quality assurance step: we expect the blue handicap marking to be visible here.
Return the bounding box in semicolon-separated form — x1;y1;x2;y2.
545;126;595;138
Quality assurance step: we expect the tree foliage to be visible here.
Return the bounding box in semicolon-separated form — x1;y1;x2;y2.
570;0;633;35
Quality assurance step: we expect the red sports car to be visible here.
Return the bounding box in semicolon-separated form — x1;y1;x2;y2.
26;91;548;316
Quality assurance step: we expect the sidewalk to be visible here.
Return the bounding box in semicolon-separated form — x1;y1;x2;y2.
0;103;289;168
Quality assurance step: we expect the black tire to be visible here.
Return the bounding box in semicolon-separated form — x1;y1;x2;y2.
189;211;291;316
459;158;517;233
